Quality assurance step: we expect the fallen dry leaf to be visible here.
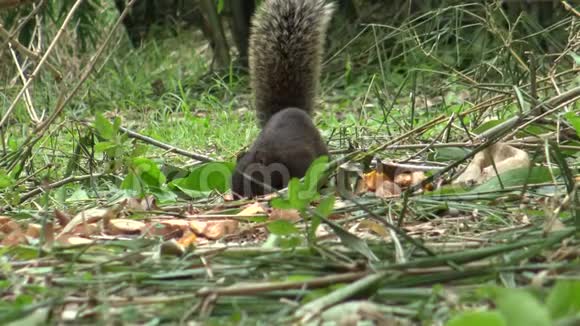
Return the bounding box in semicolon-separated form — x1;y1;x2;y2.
363;171;390;192
44;221;55;245
238;202;268;216
203;220;239;239
262;192;280;200
357;220;390;238
314;223;333;238
333;200;348;210
375;179;401;198
190;219;239;240
58;207;119;237
454;142;530;185
53;209;71;226
177;230;197;247
107;219;146;235
71;223;100;237
57;235;94;246
269;208;301;221
543;217;566;234
395;171;426;187
394;173;413;187
143;219;190;238
61;304;81;321
159;219;190;231
143;221;175;238
189;220;207;234
25;223;41;238
2;229;27;246
0;216;20;234
355;177;369;194
124;196;158;211
362;166;428;196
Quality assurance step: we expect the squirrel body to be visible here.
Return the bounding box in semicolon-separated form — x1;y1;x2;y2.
231;0;334;198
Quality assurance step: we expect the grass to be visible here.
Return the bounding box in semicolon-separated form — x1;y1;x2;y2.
1;0;580;324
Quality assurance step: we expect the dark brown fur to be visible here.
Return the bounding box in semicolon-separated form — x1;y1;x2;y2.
231;108;328;198
250;0;334;126
232;0;334;198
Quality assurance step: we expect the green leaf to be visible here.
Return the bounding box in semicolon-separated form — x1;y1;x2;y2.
493;288;551;326
112;116;122;134
121;172;142;195
270;197;294;210
277;235;302;249
0;171;13;189
6;246;39;260
245;216;268;223
564;112;580;138
131;144;149;158
546;280;580;320
94;113;114;140
271;157;328;211
150;186;177;203
169;162;234;198
446;311;506;326
306;196;334;241
473;119;505;135
309;214;322;242
519;123;554;137
271;178;312;211
471;167;559;194
128;157;165;188
315;196;335;218
1;307;49;326
267;220;299;236
302;155;329;196
94;141;117;154
430;147;470;162
66;188;89;202
425;184;470;196
295;178;320;209
121;158;166;198
7;136;18;152
322;218;378;262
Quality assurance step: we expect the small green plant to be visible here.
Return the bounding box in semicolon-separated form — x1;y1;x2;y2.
446;281;580;326
267;157;377;260
169;162;235;198
267;156;331;247
121;157;176;203
93;113;139;172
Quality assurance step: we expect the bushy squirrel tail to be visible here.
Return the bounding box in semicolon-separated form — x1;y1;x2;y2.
249;0;334;126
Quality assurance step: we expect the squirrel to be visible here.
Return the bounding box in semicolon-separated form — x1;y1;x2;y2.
231;0;334;198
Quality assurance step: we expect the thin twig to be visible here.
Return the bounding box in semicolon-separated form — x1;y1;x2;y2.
119;126;214;162
407;85;580;193
0;24;62;80
8;43;42;123
18;173;105;204
197;271;369;297
0;0;84;129
6;0;139;176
